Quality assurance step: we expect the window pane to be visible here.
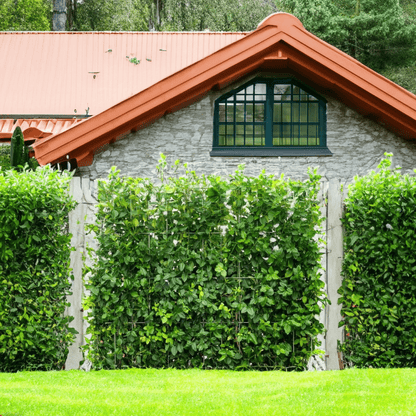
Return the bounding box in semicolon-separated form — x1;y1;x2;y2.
219;125;226;146
236;104;245;122
246;125;253;145
300;89;308;101
255;83;267;101
293;103;299;122
274;84;291;95
309;103;319;122
219;103;226;122
293;125;299;146
273;103;281;123
255;83;267;95
300;103;308;122
255;104;264;121
246;104;254;122
254;125;265;146
227;105;234;122
236;125;244;145
308;125;318;145
300;125;307;145
282;125;291;145
215;80;324;150
273;125;281;146
282;103;291;122
236;136;244;146
226;125;234;146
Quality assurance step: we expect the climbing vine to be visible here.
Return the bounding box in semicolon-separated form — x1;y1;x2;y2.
84;156;327;370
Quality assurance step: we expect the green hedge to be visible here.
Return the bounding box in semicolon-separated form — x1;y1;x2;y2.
0;166;77;372
0;145;11;171
339;155;416;368
84;156;327;370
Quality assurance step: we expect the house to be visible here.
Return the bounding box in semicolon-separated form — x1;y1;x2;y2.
2;13;416;182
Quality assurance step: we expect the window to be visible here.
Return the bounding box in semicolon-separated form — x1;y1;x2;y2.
211;78;332;157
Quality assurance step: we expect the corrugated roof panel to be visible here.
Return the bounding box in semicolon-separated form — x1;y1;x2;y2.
0;31;245;117
0;119;83;140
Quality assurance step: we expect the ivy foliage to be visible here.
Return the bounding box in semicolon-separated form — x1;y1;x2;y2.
339;154;416;368
0;166;77;372
84;156;327;370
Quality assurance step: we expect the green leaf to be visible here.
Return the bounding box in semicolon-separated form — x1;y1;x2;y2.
249;333;257;344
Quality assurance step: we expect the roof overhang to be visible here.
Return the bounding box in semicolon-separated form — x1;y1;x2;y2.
0;119;84;145
33;13;416;167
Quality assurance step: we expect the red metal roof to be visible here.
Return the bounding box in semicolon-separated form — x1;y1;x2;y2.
32;13;416;168
0;119;82;141
0;31;246;117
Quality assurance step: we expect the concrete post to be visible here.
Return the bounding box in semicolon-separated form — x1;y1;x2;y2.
325;179;344;370
65;177;96;370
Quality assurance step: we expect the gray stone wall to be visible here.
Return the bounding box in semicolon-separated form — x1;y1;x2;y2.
78;88;416;183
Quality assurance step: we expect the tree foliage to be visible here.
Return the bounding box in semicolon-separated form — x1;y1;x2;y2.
160;0;278;31
284;0;416;71
75;0;149;31
9;127;38;171
0;0;51;30
74;0;277;31
0;145;11;172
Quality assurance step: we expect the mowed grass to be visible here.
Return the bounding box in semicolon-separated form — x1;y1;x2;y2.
0;368;415;416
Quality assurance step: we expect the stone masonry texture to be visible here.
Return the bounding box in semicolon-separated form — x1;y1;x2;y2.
78;82;416;184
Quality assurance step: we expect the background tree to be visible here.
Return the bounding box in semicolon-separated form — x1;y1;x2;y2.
160;0;278;31
74;0;278;32
0;0;51;30
75;0;149;31
282;0;416;72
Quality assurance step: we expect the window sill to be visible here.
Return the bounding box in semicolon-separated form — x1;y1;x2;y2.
210;147;333;157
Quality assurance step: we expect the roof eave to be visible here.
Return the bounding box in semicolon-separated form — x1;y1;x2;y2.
33;14;416;166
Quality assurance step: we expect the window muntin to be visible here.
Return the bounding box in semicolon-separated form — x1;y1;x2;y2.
218;83;267;147
214;79;327;151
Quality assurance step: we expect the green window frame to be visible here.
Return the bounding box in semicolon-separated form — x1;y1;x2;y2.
210;78;332;157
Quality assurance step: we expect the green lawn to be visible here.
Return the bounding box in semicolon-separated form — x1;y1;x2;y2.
0;368;415;416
